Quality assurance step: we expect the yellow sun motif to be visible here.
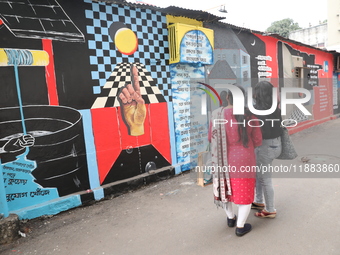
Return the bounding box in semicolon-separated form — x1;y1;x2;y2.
114;28;138;55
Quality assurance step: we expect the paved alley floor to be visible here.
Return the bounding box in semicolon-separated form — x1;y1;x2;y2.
1;118;340;255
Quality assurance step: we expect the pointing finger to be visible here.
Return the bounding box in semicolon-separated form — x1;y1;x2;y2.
131;65;140;94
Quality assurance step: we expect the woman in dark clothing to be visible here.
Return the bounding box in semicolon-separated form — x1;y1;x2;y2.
252;81;282;218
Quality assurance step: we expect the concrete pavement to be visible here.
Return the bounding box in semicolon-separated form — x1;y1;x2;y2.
1;117;340;255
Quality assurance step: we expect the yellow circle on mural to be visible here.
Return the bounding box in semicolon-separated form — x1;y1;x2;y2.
115;28;138;55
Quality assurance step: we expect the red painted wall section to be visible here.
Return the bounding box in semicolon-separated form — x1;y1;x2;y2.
91;104;171;184
42;39;59;106
314;52;334;120
148;102;171;163
91;107;121;183
251;35;335;134
283;42;334;121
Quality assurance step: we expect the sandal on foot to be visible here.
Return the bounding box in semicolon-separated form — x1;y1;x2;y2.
255;210;276;218
251;202;265;210
227;215;237;228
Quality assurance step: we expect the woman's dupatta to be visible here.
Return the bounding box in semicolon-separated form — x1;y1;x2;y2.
210;107;232;208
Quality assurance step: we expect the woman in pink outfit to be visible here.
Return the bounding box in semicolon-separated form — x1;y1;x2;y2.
209;86;262;236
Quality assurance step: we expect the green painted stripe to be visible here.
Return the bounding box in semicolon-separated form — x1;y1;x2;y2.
198;87;217;105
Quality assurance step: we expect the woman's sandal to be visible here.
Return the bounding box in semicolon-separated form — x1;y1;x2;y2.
254;210;276;218
251;202;265;210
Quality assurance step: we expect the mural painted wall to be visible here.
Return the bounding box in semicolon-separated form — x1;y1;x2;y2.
168;21;213;172
0;1;336;219
170;63;208;172
0;0;174;219
205;23;334;130
84;1;172;185
0;0;92;216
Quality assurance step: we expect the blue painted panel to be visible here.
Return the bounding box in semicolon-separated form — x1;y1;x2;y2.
3;155;59;212
80;109;104;200
170;63;208;172
180;30;213;65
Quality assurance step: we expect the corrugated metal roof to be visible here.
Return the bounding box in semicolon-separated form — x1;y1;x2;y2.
207;21;338;55
92;0;161;11
160;6;225;23
93;0;339;56
265;33;337;54
92;0;224;22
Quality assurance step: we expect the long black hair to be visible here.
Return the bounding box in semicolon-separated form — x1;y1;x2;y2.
253;81;276;110
226;85;251;148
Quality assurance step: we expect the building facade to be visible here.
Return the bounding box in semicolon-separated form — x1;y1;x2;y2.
289;23;327;49
0;0;337;220
327;0;340;52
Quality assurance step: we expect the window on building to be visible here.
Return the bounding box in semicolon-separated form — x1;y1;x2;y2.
243;70;249;81
242;56;247;65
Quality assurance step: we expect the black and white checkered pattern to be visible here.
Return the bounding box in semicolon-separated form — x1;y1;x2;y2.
92;62;166;108
285;107;310;126
84;0;172;102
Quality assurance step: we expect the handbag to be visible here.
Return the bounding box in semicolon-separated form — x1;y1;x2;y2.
276;127;298;160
